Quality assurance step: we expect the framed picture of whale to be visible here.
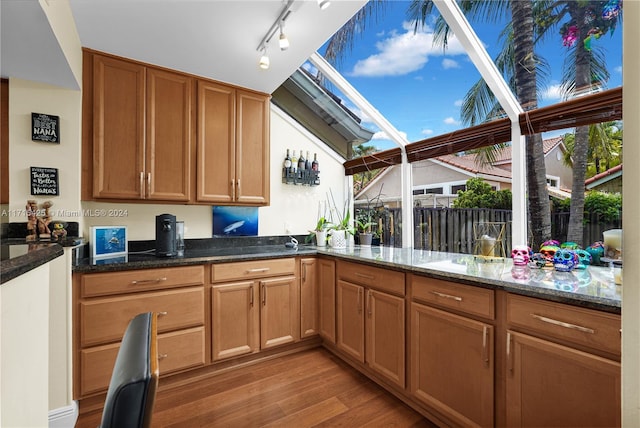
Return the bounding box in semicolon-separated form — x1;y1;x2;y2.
213;206;258;237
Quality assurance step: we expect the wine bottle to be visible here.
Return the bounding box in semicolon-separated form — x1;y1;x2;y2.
312;153;319;171
305;151;311;171
283;149;291;171
298;150;306;171
291;150;298;173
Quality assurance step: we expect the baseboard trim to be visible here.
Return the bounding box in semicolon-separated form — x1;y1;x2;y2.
48;401;78;428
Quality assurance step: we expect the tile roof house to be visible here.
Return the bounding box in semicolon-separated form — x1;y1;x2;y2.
356;136;571;208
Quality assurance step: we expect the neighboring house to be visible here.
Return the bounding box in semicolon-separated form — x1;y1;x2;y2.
356;136;571;208
585;164;622;193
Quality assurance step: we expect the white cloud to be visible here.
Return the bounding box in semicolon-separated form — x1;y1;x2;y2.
444;117;460;125
421;128;434;136
454;99;464;107
372;130;408;141
349;21;467;78
541;83;562;101
442;58;460;69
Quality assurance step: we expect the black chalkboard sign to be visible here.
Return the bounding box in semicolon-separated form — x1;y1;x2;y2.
30;167;59;196
32;112;60;143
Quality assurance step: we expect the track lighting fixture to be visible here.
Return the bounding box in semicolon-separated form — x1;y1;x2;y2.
259;46;270;70
318;0;330;10
256;0;294;68
279;23;289;51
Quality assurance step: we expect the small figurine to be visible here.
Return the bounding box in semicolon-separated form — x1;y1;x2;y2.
51;221;68;241
26;200;38;241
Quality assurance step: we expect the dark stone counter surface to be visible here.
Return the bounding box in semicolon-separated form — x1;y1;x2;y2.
71;239;621;314
1;241;64;284
318;246;621;314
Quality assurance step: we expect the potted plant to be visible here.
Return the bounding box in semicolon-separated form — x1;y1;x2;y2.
327;190;355;248
309;216;330;247
356;218;375;246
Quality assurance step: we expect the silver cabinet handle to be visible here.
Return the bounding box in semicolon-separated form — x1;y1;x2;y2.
158;353;168;360
506;332;513;374
261;282;266;306
157;311;168;317
139;172;145;198
430;290;463;302
530;313;595;334
357;287;362;314
246;268;270;273
147;172;151;197
230;179;235;200
250;285;254;307
367;290;372;316
482;326;489;365
131;277;167;285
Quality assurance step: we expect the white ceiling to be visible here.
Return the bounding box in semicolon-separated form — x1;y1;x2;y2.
1;0;366;94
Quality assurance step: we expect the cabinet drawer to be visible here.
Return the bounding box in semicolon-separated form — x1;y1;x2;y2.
80;265;204;297
411;275;495;320
80;287;204;347
507;294;621;356
337;260;405;296
79;326;205;397
211;258;295;282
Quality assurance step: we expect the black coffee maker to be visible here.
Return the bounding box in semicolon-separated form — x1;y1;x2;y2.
155;214;177;257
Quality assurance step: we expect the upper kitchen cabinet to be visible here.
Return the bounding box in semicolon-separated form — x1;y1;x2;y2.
197;81;270;205
89;53;193;201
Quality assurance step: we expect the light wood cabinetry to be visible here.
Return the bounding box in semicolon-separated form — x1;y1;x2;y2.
210;258;299;361
318;258;336;343
82;49;270;206
197;81;270;205
336;261;405;388
410;275;495;427
91;53;192;201
505;294;621;427
74;265;206;399
300;258;318;338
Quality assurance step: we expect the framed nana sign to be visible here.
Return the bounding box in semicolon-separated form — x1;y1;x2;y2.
32;112;60;143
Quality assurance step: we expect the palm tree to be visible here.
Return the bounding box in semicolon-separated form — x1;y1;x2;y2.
543;1;620;245
562;121;622;176
352;143;379;193
409;0;552;248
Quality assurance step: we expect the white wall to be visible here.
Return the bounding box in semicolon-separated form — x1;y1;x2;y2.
1;262;50;427
622;0;640;423
8;78;82;225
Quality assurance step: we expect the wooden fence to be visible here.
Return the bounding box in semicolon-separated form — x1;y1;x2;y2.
361;207;622;252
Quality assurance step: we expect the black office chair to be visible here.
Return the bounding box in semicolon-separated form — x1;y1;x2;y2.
100;312;159;428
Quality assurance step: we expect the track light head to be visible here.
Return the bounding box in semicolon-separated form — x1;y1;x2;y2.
279;27;290;51
318;0;330;10
259;46;270;69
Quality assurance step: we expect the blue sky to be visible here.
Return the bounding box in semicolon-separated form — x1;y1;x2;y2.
309;1;623;152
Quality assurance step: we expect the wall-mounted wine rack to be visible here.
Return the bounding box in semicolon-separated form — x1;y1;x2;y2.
282;168;320;186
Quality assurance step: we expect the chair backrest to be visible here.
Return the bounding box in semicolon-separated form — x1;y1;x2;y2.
100;312;159;428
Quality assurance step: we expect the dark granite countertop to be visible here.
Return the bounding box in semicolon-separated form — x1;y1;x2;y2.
1;242;64;284
317;246;621;314
71;240;621;314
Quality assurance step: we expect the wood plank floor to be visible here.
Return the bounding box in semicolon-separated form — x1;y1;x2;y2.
77;348;436;427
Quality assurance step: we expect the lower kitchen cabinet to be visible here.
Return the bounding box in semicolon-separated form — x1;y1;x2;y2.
73;265;206;399
300;258;318;338
318;258;336;343
210;258;299;361
411;302;494;427
211;281;259;360
505;293;621;427
506;330;620;427
336;261;405;389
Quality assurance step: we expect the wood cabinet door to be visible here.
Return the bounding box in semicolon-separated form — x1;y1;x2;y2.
145;67;192;201
318;259;336;343
336;280;365;363
235;89;270;205
411;303;494;427
211;282;259;361
300;258;318;338
506;330;620;427
196;80;235;203
260;276;299;349
366;289;405;388
92;54;145;199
